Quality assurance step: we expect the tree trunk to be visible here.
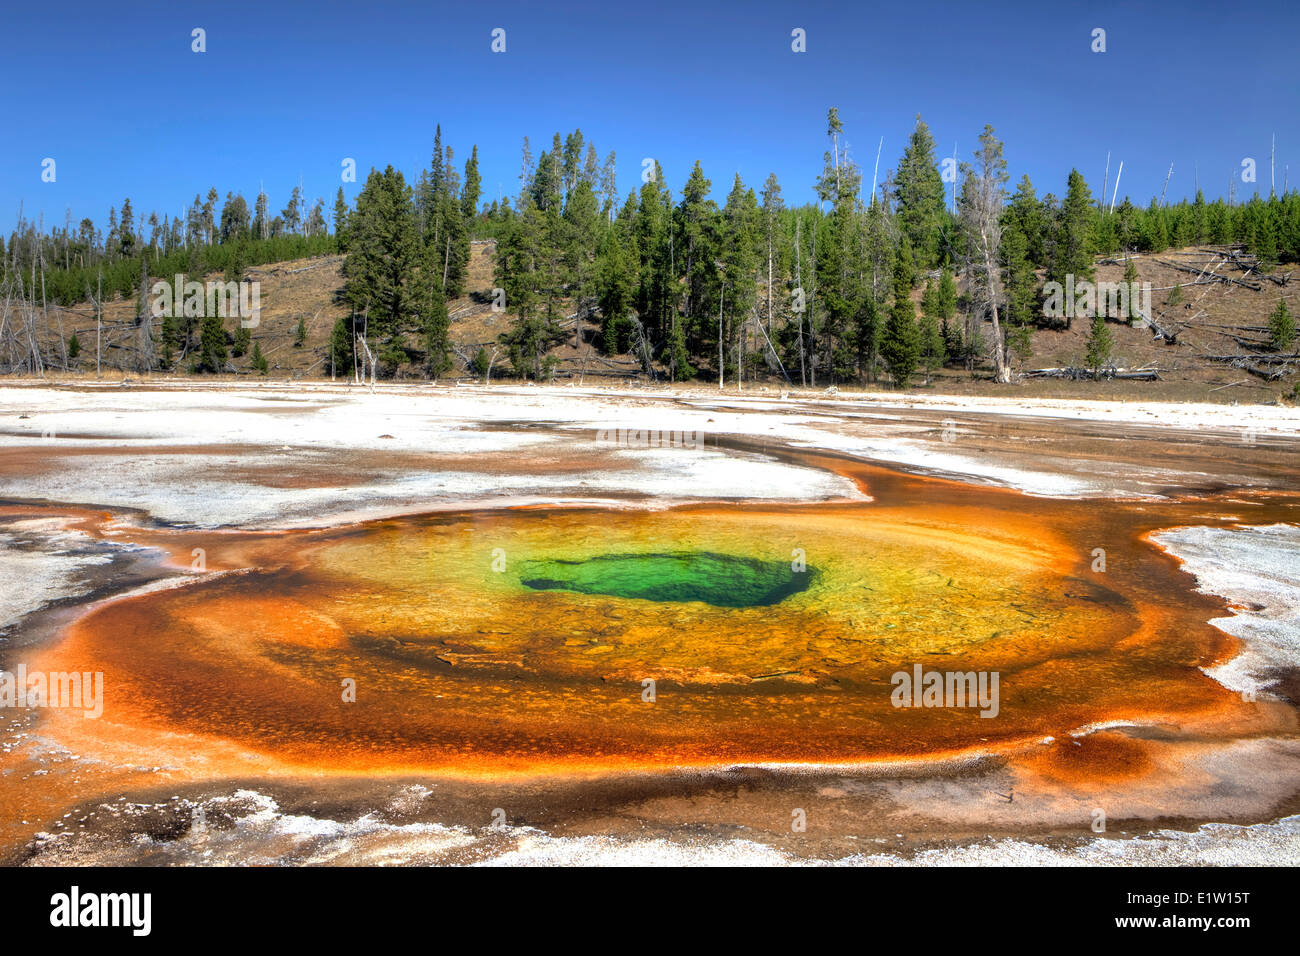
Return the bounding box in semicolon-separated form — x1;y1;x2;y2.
767;234;773;336
983;238;1010;383
96;273;102;377
795;216;806;386
809;223;817;387
718;286;725;390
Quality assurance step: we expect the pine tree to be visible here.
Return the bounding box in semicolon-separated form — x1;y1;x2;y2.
461;145;482;224
251;340;268;375
936;268;958;321
160;312;178;367
119;198;136;257
204;188;219;243
920;277;951;370
1269;298;1296;351
327;315;355;377
1256;205;1280;267
254;190;269;240
596;221;636;353
1085;314;1114;376
1002;228;1035;368
342;166;422;357
219;193;250;242
199;317;227;372
852;296;881;382
893;116;948;270
421;285;451;377
921;278;941;323
667;319;694;381
1001;219;1038;331
599;150;618;220
278;187;300;236
435;150;470;298
495;196;568;379
563;176;601;345
306;198;327;237
428;125;449;230
1007;175;1046;267
1005;317;1032;366
813;111;867;381
333;187;350;250
1122;255;1140;321
880;245;921;387
720;174;760;383
517;136;534;212
1138;198;1168;252
632;167;675;356
677;161;719;355
1048;169;1097;325
918;311;944;383
761;173;784;340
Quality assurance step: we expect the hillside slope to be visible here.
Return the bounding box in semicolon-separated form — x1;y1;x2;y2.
40;241;1299;404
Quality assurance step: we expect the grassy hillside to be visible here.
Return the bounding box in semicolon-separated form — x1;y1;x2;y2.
40;241;1299;404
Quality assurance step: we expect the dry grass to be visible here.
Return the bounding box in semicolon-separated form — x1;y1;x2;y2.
30;242;1300;403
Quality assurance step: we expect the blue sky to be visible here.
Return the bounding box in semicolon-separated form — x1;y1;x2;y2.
3;0;1296;233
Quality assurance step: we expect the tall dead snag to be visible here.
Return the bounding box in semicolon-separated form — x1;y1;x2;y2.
136;258;154;373
958;125;1011;383
95;272;102;378
36;223;65;370
0;266;13;373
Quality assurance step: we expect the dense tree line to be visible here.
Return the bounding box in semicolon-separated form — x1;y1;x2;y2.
6;185;332;308
329;123;483;378
470;112;1300;386
6;112;1300;382
2;182;335;374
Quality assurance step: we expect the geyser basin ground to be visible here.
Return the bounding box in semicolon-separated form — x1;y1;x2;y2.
25;465;1281;779
2;383;1299;865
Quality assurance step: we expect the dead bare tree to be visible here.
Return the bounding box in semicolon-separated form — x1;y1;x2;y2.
136;259;155;373
484;345;502;384
794;215;806;387
958;125;1011;383
95;272;103;377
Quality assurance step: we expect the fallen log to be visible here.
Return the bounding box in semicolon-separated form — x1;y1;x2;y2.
1132;305;1181;344
1219;332;1273;350
1023;365;1160;381
1157;258;1262;291
1196;323;1272;333
1246;362;1290;381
